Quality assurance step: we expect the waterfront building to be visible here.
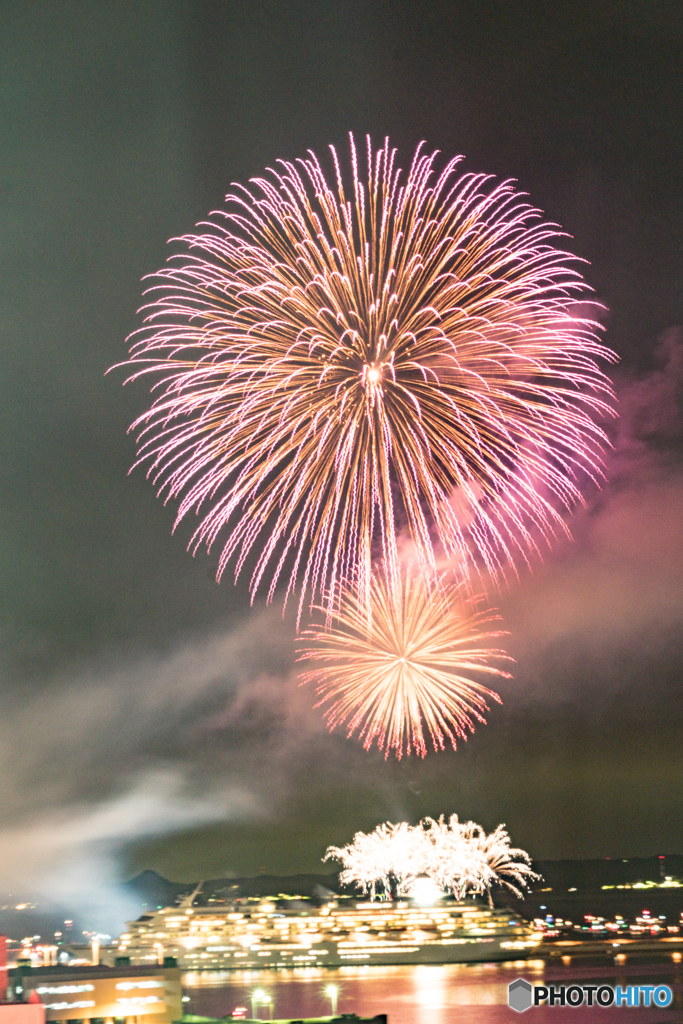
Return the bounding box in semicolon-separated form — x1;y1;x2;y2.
9;964;181;1024
0;1003;45;1024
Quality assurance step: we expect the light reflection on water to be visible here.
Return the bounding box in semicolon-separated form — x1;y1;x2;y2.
183;955;682;1023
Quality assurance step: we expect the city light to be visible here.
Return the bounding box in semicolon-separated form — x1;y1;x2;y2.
324;984;339;1015
251;989;272;1021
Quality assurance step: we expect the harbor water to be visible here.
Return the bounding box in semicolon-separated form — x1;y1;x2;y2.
183;953;683;1022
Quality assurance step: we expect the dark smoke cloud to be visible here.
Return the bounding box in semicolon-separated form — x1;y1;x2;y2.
0;604;394;931
0;610;289;931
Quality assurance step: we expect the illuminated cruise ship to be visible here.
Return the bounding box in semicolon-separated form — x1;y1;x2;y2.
117;888;541;969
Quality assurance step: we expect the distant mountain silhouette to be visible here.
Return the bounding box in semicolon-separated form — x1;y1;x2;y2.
121;869;344;910
532;854;683;891
122;855;683;916
122;870;194;909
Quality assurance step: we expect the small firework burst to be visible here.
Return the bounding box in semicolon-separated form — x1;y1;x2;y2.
324;814;539;901
422;814;540;902
297;568;512;758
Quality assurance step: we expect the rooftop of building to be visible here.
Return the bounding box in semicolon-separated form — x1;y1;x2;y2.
10;965;179;980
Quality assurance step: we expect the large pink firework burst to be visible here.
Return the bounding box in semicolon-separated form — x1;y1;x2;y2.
120;134;616;615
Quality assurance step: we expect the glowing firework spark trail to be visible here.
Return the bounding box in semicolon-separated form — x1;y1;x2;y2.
325;814;539;901
121;135;616;616
422;814;540;902
297;568;512;758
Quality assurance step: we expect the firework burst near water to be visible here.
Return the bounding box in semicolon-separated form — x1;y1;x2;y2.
297;569;512;758
121;134;616;617
325;814;538;902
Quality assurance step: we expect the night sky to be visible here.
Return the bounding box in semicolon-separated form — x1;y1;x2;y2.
1;1;682;928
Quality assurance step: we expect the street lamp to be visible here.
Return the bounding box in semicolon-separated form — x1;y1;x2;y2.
324;984;339;1016
251;989;263;1020
250;989;272;1021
